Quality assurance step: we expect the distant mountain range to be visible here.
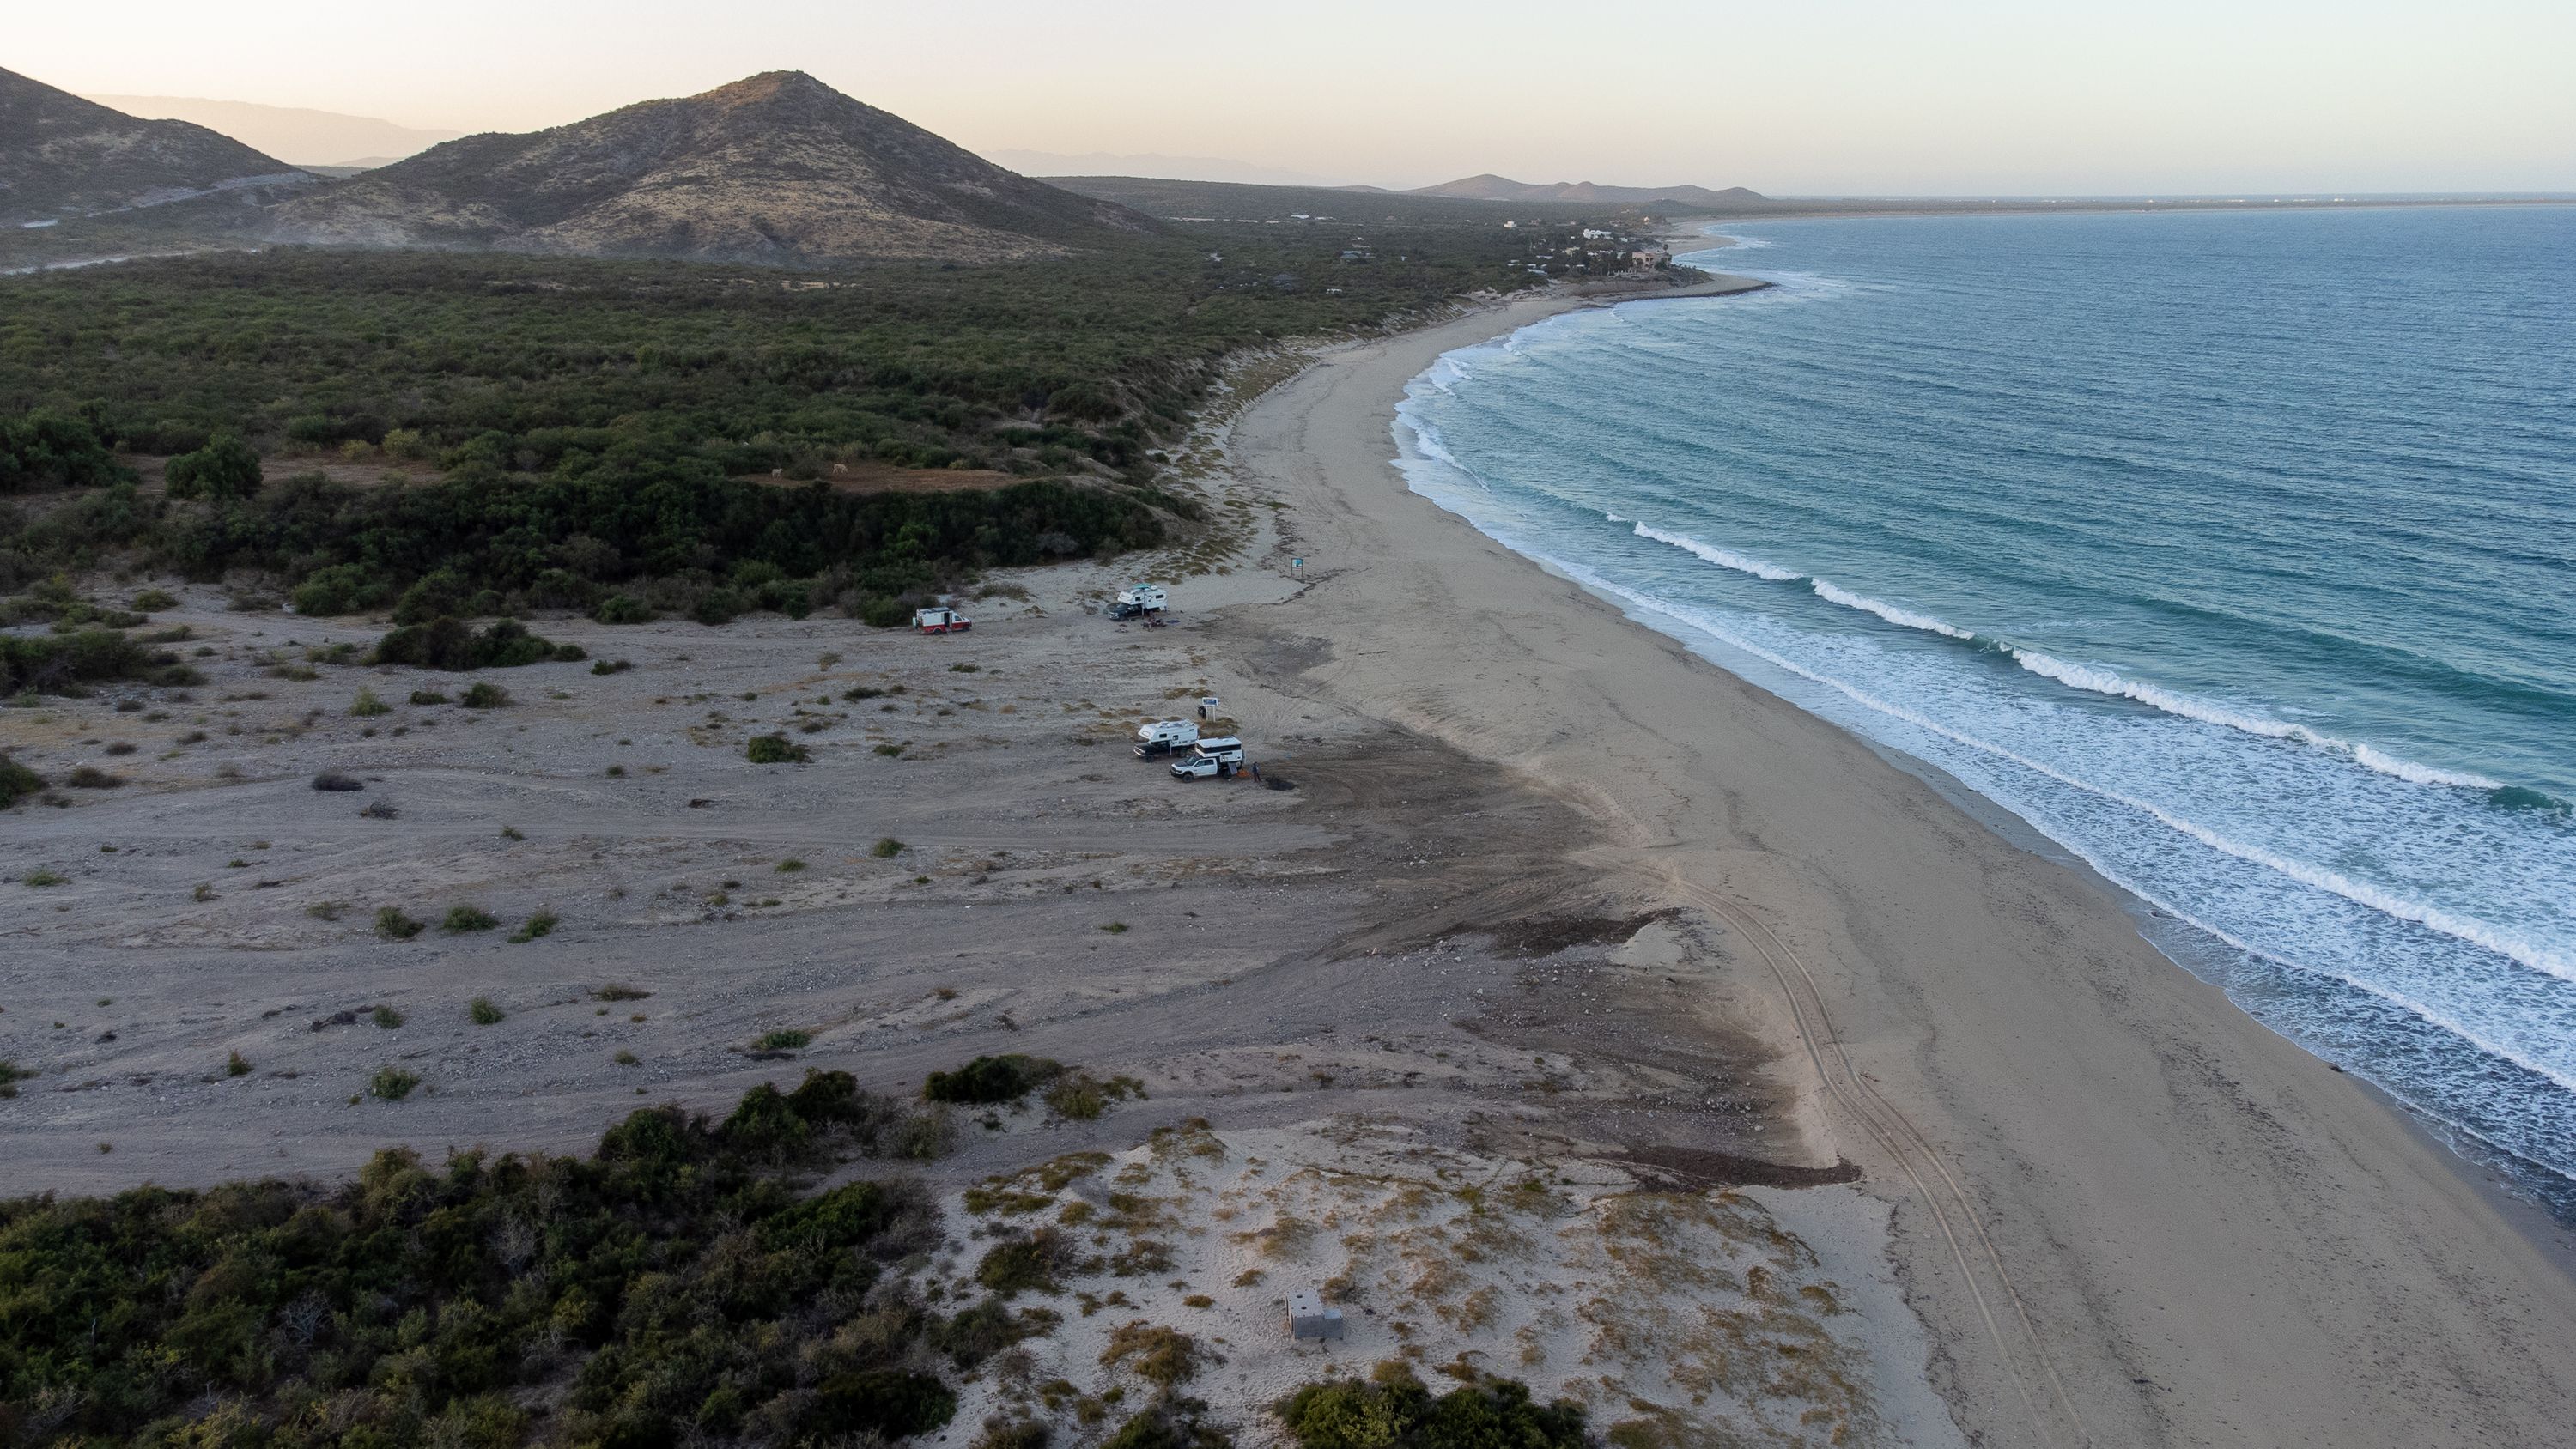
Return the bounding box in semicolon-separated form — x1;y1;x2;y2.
988;150;1343;188
260;71;1157;264
76;94;461;169
1401;174;1767;209
0;66;317;224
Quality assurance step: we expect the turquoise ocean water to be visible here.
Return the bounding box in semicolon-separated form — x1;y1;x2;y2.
1392;207;2576;1216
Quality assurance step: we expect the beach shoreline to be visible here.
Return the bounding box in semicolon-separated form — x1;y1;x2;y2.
1225;278;2576;1445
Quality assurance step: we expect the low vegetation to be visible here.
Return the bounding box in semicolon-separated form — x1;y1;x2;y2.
745;733;811;764
1275;1363;1589;1449
0;1070;981;1446
371;616;583;670
924;1053;1064;1106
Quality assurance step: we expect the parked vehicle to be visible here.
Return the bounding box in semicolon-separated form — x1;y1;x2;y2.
912;607;972;633
1170;737;1245;779
1134;719;1200;756
1108;601;1146;621
1117;583;1168;613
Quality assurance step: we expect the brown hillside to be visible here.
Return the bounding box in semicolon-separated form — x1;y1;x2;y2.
0;66;314;224
265;71;1159;264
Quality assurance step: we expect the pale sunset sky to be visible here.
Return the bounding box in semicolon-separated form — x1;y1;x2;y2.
13;0;2573;193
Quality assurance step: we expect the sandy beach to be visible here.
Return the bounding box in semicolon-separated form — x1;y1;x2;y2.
1226;285;2576;1445
8;264;2576;1445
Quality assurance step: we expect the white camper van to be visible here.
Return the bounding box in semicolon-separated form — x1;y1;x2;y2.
1116;583;1168;613
1133;719;1200;757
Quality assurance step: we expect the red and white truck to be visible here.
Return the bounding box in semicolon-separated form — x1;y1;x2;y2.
912;607;972;634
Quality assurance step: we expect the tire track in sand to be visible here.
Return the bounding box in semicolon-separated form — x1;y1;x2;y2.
1656;867;2092;1449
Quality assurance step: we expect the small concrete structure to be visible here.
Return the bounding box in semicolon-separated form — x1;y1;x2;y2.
1286;1289;1346;1342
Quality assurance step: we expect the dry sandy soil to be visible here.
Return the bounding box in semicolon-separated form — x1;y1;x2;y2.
10;269;2576;1448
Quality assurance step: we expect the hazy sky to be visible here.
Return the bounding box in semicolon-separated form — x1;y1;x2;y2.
15;0;2575;192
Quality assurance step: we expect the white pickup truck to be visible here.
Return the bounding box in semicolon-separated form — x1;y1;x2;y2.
1134;719;1200;757
1170;737;1245;779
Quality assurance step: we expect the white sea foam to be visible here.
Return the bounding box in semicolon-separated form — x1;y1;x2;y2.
1571;573;2576;991
1629;521;1801;580
2015;650;2505;790
2353;743;2505;791
1809;579;1976;639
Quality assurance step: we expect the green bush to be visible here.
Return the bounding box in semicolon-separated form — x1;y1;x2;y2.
508;910;559;943
0;754;44;808
349;686;391;716
373;616;582;670
746;734;810;764
289;562;393;616
754;1028;813;1052
460;682;512;709
0;1068;972;1440
592;592;653;624
923;1053;1063;1105
871;836;905;857
1275;1366;1587;1449
1;629;197;697
368;1065;421;1100
469;996;506;1025
0;409;132;493
442;905;500;932
374;906;424;939
162;432;264;500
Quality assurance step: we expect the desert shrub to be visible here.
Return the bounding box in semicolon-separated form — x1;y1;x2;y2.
508;910;560;943
1103;1321;1211;1390
592;982;652;1001
289;562;393;616
65;765;122;789
372;616;582;670
1275;1366;1587;1449
349;686;391;716
374;906;424;939
310;769;363;791
0;409;132;492
589;658;631;675
409;688;450;706
441;905;499;932
162;433;264;500
0;1068;975;1445
1101;1400;1233;1449
2;629;197;696
0;755;44;808
460;682;511;708
925;1054;1064;1106
871;836;904;857
368;1066;420;1100
975;1228;1072;1297
225;1050;252;1076
130;588;178;611
754;1028;813;1053
24;867;68;887
371;1006;405;1028
469;996;505;1024
745;733;810;764
592;592;653;624
1045;1072;1145;1122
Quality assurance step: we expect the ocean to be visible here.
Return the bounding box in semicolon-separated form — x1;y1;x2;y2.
1391;206;2576;1217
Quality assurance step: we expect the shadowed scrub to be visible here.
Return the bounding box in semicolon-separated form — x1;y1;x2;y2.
0;1071;961;1446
